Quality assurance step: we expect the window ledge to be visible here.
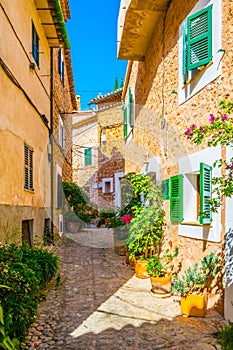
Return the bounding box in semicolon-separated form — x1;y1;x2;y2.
182;61;213;88
181;221;212;227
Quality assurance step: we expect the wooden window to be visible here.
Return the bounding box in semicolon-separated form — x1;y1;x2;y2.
162;179;170;200
24;143;34;191
170;174;183;222
58;48;65;84
84;148;92;166
32;22;39;67
199;162;212;224
187;5;212;70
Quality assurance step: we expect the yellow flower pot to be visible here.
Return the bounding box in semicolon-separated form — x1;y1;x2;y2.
181;291;207;317
150;274;172;295
135;260;149;278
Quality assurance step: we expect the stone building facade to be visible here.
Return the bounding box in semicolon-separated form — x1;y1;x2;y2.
0;0;76;244
118;0;233;320
73;90;125;211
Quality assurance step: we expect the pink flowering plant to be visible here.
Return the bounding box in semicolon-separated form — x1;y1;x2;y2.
185;100;233;212
121;215;133;224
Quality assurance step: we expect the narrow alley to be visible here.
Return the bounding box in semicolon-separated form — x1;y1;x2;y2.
25;229;225;350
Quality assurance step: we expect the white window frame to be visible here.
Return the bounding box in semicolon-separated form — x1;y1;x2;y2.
102;178;113;194
114;172;125;208
178;0;222;104
56;164;62;209
178;146;221;242
59;115;64;148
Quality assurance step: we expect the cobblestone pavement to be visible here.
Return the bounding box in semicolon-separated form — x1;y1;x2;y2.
25;228;226;350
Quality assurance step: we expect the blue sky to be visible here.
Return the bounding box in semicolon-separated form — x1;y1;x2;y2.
66;0;127;111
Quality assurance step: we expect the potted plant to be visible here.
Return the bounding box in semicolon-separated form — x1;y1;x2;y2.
126;203;165;278
146;247;179;296
172;252;221;317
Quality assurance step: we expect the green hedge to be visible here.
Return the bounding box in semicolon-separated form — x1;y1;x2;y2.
0;244;59;347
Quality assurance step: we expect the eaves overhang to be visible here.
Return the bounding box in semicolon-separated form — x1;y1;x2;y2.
34;0;70;48
117;0;171;61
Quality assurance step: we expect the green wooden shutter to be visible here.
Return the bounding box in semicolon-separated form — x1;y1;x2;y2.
84;148;92;166
200;163;212;224
170;175;183;222
182;22;188;84
123;107;128;139
162;179;170;200
187;5;212;70
124;87;132;139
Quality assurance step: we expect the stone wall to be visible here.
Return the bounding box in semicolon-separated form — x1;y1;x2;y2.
124;0;233;310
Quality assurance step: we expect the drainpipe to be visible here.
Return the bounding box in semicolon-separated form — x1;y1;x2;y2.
53;0;71;49
50;47;54;243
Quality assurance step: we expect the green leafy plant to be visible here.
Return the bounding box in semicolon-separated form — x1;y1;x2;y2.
126;203;165;260
63;182;91;223
218;321;233;350
146;248;179;277
172;252;221;297
0;244;59;344
184;100;233;212
0;303;20;350
121;172;163;217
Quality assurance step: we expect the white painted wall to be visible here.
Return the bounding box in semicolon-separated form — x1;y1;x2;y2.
225;146;233;321
178;146;221;242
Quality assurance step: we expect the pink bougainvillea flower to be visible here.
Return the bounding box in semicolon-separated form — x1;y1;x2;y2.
219;130;223;135
185;128;192;138
199;126;204;131
121;215;133;224
222;114;227;121
209;114;215;124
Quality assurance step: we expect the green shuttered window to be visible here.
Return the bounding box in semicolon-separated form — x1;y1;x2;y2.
170;175;183;222
162;179;170;200
84;148;92;166
187;5;212;70
123;87;133;139
200;162;212;224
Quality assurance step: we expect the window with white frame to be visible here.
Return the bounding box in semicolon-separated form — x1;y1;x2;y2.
179;0;222;104
59;116;64;148
169;163;212;224
170;147;222;242
102;178;113;194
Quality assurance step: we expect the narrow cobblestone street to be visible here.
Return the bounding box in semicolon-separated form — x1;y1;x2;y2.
25;229;225;350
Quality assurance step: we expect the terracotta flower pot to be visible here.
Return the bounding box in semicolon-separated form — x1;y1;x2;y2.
181;291;207;317
150;274;172;295
135;260;149;278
